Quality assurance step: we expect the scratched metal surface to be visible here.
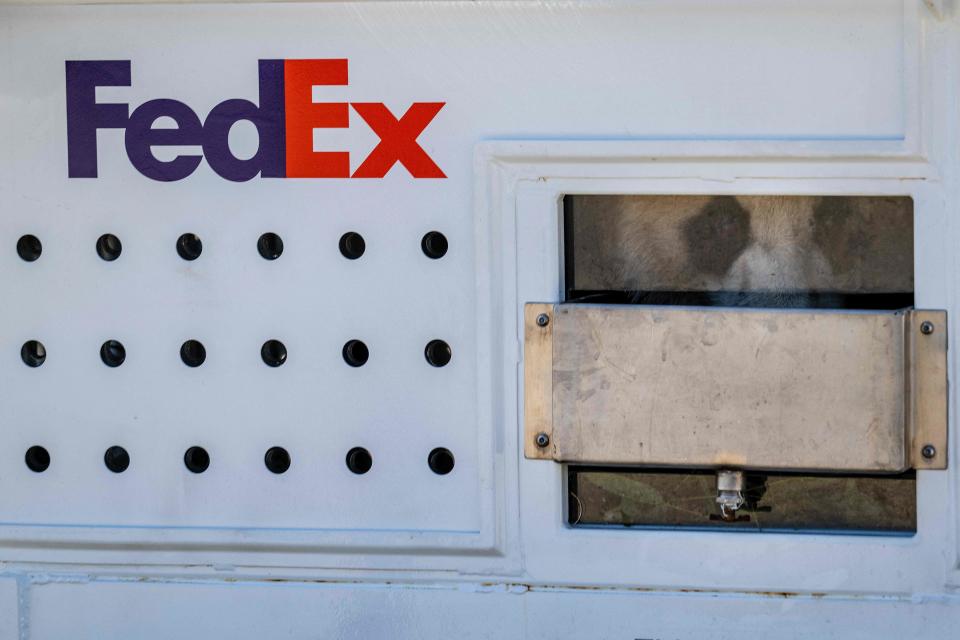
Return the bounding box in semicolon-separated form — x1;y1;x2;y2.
544;305;909;472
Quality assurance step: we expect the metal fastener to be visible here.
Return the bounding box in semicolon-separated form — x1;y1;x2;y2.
922;444;937;459
535;432;550;448
536;313;550;328
920;321;935;335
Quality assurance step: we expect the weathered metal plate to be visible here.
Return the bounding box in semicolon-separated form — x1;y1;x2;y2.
908;310;949;469
524;304;947;472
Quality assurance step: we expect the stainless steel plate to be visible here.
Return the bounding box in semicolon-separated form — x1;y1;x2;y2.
524;304;947;472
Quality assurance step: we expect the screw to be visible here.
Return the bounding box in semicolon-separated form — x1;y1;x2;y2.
920;321;935;335
535;432;550;448
922;444;936;459
536;313;550;328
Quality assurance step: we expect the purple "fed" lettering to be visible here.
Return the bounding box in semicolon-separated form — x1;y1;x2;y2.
66;60;286;182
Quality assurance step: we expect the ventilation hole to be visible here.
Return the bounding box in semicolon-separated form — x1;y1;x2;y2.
25;446;50;473
100;340;126;367
257;232;283;260
428;448;456;475
264;446;290;474
261;340;287;367
103;446;130;473
180;340;206;367
96;234;122;261
20;340;46;367
421;231;448;259
176;233;203;261
16;234;42;262
342;339;369;367
338;232;366;259
424;339;452;367
183;446;210;473
346;447;373;475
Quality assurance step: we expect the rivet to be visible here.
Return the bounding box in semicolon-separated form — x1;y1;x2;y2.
535;432;550;448
920;321;935;335
921;444;936;460
536;313;550;328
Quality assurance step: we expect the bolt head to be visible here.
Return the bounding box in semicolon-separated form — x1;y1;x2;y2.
536;313;550;328
535;432;550;448
922;444;937;459
920;321;935;335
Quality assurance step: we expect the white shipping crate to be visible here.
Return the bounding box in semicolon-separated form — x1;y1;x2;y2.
0;0;958;637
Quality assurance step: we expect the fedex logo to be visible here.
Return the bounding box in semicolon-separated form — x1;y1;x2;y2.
65;60;446;181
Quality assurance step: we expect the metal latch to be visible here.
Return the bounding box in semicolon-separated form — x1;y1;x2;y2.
715;470;746;522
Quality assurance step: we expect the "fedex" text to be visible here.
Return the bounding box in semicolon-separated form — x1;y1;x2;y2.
65;59;446;181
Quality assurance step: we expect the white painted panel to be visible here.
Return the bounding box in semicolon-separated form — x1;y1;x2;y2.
0;0;909;537
0;3;957;635
0;579;18;640
25;579;960;640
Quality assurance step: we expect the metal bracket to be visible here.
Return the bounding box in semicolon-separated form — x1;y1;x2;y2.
907;310;949;469
524;305;555;460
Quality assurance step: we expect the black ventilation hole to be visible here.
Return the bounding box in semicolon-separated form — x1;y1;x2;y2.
180;340;206;367
428;448;455;475
21;340;46;367
346;447;373;475
183;446;210;474
424;339;452;367
342;340;369;367
17;235;42;262
100;340;126;367
25;446;50;473
104;446;130;473
264;446;291;474
257;232;283;260
96;234;122;261
421;231;448;259
339;232;366;259
261;340;287;367
176;233;203;261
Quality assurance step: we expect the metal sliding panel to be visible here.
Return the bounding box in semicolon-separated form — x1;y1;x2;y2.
524;303;947;472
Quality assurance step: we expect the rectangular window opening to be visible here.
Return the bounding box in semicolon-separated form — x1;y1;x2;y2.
568;467;916;535
564;195;914;309
561;194;917;533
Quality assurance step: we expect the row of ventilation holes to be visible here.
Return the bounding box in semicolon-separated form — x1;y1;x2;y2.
22;445;456;476
15;230;449;262
20;338;451;368
16;229;452;368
